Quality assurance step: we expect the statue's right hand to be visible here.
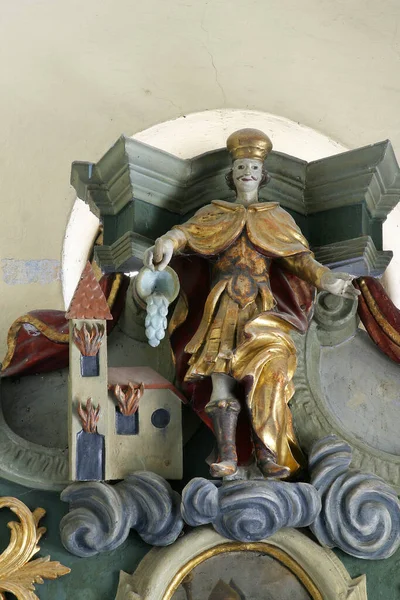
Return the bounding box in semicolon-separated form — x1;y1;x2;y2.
143;237;174;271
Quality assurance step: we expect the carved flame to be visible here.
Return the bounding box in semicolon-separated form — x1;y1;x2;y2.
111;381;144;416
77;398;101;433
73;322;105;356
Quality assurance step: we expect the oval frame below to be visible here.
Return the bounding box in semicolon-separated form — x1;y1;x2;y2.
115;526;367;600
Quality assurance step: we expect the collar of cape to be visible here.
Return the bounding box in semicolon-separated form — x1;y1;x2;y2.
211;199;280;212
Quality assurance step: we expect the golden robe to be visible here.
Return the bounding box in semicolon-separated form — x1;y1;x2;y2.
169;200;329;474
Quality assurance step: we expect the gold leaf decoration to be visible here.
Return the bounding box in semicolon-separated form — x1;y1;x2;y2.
0;496;70;600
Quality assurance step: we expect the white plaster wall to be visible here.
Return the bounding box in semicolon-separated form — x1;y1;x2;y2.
383;206;400;308
62;200;100;310
133;109;347;161
2;0;400;357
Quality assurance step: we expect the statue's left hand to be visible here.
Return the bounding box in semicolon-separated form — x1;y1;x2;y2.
319;271;361;300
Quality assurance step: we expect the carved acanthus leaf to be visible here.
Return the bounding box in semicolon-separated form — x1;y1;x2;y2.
0;497;70;600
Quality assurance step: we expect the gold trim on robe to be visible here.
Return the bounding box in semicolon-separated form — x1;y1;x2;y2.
232;314;300;474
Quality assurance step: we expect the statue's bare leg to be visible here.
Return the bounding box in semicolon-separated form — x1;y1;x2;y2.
205;373;240;478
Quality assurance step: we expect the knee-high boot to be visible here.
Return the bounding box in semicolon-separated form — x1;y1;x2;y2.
205;398;240;478
252;432;290;479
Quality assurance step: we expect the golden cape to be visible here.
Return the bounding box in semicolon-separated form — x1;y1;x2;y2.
173;200;311;257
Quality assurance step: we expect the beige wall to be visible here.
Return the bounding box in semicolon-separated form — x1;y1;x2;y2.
2;0;400;358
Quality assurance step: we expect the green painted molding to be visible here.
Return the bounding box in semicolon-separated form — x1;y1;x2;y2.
313;235;393;277
95;231;152;273
72;136;400;217
72;137;191;217
305;140;400;218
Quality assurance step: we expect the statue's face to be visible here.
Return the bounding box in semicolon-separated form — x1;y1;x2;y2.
232;158;263;193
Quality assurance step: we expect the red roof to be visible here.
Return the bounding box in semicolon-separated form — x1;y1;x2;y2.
66;262;113;320
108;366;187;403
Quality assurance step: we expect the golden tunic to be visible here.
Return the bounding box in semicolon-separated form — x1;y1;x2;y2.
184;231;274;379
168;200;329;474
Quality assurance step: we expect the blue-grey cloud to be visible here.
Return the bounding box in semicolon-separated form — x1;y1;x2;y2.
182;477;321;542
309;435;400;559
60;471;183;557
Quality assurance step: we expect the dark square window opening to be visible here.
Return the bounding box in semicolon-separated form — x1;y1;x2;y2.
80;353;100;377
115;407;139;435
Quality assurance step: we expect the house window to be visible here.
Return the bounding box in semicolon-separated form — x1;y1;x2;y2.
80;353;100;377
115;407;139;435
151;408;170;429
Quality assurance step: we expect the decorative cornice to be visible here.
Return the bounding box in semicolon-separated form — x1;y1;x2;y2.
313;235;393;276
94;231;152;273
305;140;400;218
72;137;191;216
72;136;400;218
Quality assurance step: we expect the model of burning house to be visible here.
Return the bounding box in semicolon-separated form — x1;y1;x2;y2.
66;262;183;482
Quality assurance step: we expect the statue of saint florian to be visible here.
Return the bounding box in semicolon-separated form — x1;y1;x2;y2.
144;129;359;480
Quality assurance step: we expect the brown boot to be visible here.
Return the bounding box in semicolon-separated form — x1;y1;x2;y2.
253;433;290;480
205;398;240;478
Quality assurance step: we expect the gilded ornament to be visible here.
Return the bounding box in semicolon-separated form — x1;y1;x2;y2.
0;496;70;600
226;128;273;161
